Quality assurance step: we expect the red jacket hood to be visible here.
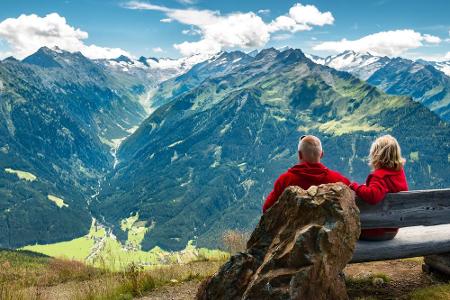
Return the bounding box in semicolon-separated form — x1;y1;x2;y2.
287;162;330;182
367;167;408;192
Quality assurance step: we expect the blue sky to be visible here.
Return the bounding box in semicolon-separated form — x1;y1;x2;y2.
0;0;449;60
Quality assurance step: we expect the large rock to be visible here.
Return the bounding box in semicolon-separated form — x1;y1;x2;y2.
197;183;361;300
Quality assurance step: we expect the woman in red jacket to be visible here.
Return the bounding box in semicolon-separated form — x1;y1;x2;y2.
350;135;408;241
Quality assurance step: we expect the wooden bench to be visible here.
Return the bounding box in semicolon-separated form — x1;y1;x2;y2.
351;188;450;274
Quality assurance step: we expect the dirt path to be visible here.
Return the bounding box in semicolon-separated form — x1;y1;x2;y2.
140;258;447;300
140;280;201;300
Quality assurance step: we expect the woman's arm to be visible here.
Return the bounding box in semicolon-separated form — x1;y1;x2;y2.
350;176;389;205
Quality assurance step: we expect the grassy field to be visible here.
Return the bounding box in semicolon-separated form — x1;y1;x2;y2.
4;168;37;181
47;195;69;208
22;219;228;271
3;249;450;300
0;248;225;300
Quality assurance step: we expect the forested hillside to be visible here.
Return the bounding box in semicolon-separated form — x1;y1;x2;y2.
0;47;153;247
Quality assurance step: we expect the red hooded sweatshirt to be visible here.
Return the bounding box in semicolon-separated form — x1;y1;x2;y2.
263;162;350;213
350;167;408;239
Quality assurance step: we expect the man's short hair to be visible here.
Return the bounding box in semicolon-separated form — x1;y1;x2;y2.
298;135;322;162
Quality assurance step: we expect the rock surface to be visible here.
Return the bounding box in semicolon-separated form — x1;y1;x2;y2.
197;183;361;300
424;253;450;275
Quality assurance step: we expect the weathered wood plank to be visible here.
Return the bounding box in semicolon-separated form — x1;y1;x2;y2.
351;224;450;263
358;188;450;229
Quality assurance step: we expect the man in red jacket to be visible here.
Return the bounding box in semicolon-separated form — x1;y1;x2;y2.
263;135;350;213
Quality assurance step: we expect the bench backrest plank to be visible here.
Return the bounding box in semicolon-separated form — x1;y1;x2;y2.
358;188;450;229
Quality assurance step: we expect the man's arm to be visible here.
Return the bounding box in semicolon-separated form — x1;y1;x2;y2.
263;176;285;213
329;170;351;186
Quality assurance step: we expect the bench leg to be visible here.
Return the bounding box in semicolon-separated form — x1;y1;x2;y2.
424;253;450;276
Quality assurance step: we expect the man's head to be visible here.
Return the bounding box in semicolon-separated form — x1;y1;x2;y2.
297;135;323;163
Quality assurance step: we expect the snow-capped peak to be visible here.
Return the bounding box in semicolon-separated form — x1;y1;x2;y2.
306;51;389;80
97;51;215;81
417;59;450;77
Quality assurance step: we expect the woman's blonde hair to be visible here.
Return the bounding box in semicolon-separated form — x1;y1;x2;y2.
369;135;405;170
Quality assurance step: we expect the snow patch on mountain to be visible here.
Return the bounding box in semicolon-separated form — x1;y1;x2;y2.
307;50;389;80
308;50;450;79
418;60;450;77
96;52;214;84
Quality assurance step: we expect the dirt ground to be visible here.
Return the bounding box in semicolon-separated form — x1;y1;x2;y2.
140;280;201;300
345;258;442;299
141;258;449;300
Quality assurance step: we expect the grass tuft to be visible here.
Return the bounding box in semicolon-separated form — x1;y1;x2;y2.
409;283;450;300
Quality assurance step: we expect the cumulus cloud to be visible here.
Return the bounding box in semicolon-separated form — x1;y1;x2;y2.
152;47;164;53
0;13;130;59
124;1;334;56
313;29;442;56
288;3;334;27
160;18;173;23
422;34;441;44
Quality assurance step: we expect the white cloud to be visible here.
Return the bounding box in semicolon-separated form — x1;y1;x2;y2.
124;1;334;56
152;47;164;53
288;3;334;27
269;16;311;33
257;9;270;15
0;13;130;59
272;33;293;41
423;34;441;44
403;51;450;63
313;29;442;56
182;28;201;35
177;0;197;4
160;18;173;23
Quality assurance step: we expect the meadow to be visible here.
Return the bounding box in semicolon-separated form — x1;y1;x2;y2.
2;230;450;299
22;218;227;271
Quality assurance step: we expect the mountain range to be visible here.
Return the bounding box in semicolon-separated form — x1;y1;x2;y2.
94;48;450;250
1;46;449;251
307;50;450;121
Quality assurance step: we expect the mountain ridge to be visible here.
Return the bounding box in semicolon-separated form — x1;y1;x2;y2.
94;47;450;251
308;51;450;121
0;47;154;247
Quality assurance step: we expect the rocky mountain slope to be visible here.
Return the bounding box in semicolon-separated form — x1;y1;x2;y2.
309;51;450;121
94;48;450;251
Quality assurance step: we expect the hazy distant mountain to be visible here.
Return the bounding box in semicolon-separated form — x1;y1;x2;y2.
417;59;450;77
309;51;450;121
94;48;450;251
97;52;213;83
